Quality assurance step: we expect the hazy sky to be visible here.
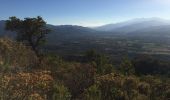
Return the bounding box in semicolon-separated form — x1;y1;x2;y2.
0;0;170;26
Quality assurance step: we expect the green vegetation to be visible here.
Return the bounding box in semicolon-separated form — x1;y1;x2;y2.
0;37;169;100
0;16;169;100
120;58;135;76
5;16;50;56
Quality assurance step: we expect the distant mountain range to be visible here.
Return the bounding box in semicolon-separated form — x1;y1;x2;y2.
94;18;170;35
1;18;170;40
0;20;100;44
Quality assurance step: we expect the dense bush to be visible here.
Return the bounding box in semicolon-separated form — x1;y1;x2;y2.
0;38;38;69
132;55;170;76
93;73;170;100
54;63;96;98
52;83;71;100
85;50;114;75
0;71;54;100
120;58;135;76
83;84;102;100
97;73;125;100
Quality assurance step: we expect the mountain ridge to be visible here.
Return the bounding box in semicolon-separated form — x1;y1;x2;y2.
1;18;170;39
94;18;170;32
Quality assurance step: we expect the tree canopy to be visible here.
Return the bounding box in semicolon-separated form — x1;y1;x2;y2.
5;16;50;56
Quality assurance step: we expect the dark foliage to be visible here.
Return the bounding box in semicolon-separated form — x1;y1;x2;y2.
5;16;50;56
132;55;170;76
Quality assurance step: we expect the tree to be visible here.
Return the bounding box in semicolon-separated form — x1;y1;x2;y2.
85;49;114;75
120;58;135;76
94;54;111;74
85;49;98;62
5;16;50;56
85;50;113;75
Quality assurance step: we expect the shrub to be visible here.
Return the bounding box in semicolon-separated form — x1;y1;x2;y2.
52;83;71;100
120;58;135;76
83;84;102;100
55;63;96;98
97;73;125;100
95;73;169;100
138;82;151;96
0;38;38;69
0;70;54;100
123;77;139;100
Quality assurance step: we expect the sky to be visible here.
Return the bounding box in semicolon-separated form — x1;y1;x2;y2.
0;0;170;26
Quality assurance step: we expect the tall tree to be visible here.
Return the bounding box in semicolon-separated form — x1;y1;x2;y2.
120;58;135;76
85;50;113;75
5;16;50;56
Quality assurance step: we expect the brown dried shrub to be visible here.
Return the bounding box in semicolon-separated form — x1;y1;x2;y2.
0;38;38;69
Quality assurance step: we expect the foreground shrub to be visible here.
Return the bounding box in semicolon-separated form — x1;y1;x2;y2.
55;63;96;98
97;73;126;100
83;84;102;100
0;70;54;100
0;38;38;69
137;82;151;96
96;73;170;100
52;83;71;100
140;75;170;100
123;77;139;100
